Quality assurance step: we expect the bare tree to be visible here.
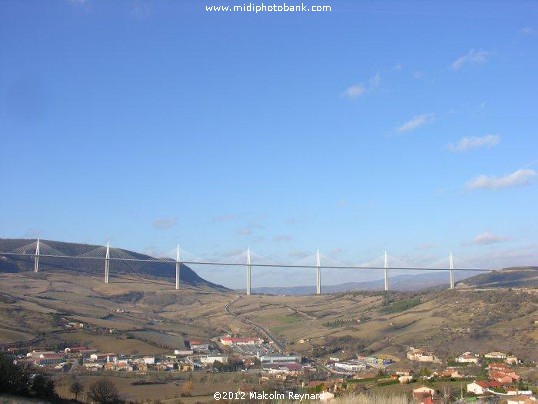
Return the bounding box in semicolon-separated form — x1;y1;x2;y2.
69;378;84;401
88;378;122;403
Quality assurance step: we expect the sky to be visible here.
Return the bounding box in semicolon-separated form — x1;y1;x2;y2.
1;0;537;288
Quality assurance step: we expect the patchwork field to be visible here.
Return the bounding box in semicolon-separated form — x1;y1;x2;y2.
0;271;536;363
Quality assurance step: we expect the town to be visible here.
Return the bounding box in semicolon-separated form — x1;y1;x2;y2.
6;334;536;403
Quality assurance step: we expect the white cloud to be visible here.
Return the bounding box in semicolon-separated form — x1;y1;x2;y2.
471;232;509;245
397;113;434;133
152;217;177;229
465;168;536;190
342;84;365;99
520;26;536;35
342;73;381;99
445;134;501;152
451;49;492;71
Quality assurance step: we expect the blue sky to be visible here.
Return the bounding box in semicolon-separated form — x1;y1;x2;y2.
1;0;537;287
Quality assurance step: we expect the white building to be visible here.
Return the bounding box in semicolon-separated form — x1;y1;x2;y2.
259;355;301;363
484;351;507;359
456;352;479;364
407;348;440;363
143;356;155;365
334;361;366;372
467;381;489;395
200;355;228;365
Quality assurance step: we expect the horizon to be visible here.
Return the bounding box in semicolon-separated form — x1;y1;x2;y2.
1;1;537;287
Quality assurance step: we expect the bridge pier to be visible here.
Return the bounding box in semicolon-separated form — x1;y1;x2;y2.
104;242;110;284
34;239;40;273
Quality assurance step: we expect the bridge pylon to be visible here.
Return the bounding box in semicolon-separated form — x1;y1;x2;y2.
104;241;110;284
34;239;40;273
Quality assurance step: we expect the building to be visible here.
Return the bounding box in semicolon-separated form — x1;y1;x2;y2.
188;340;211;352
174;349;193;356
334;361;367;372
398;375;413;384
259;354;301;363
455;352;479;364
407;348;440;363
506;356;519;365
484;351;507;359
467;381;502;395
143;356;155;365
35;353;65;366
412;386;441;404
220;336;264;346
200;355;228;365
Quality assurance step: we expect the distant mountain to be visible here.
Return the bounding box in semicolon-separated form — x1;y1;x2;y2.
247;270;479;295
457;266;538;288
0;238;228;291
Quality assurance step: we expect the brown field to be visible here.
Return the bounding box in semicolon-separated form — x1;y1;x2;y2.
0;271;536;402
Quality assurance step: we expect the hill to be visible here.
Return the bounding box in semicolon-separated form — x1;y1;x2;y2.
457;266;538;288
0;238;227;291
249;271;479;295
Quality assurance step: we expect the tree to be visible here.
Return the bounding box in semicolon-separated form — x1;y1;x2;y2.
181;380;193;397
88;378;122;404
29;375;56;400
70;378;85;401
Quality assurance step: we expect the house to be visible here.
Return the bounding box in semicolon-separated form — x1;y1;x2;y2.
398;375;413;384
188;340;211;351
490;371;515;384
90;353;116;363
467;381;502;395
174;349;193;356
506;356;519;365
455;352;479;364
412;386;440;404
488;362;510;372
485;351;507;359
35;353;66;366
407;348;440;363
143;356;155;365
440;368;464;379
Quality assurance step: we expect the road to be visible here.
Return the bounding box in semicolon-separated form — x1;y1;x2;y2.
224;296;285;353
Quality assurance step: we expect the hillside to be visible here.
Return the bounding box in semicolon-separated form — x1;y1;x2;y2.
0;238;227;291
457;267;538;288
0;270;536;363
250;271;478;295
